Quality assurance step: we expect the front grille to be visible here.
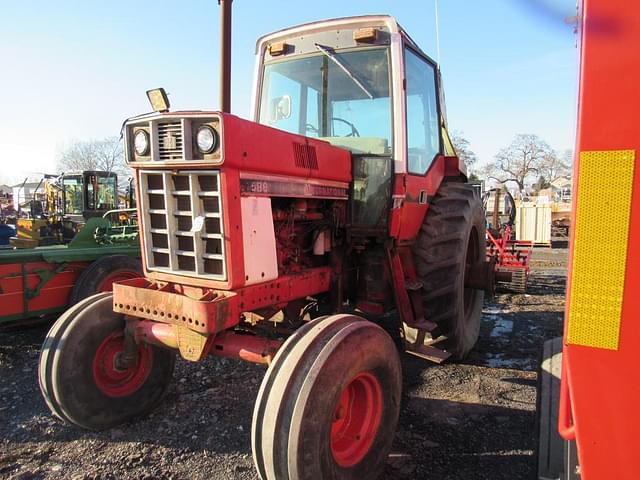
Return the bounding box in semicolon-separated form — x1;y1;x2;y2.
140;170;226;281
157;122;184;161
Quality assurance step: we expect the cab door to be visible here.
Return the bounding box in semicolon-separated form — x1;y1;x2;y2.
393;46;447;241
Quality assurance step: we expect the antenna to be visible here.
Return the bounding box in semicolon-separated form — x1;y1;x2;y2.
434;0;441;67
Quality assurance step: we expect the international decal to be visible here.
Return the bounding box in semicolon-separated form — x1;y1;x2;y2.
240;179;347;199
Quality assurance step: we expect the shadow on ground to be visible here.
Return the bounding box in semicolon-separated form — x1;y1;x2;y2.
0;251;568;479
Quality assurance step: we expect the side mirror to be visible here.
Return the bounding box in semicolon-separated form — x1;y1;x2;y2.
270;95;291;122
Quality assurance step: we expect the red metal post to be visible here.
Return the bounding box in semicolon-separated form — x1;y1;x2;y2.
561;0;640;478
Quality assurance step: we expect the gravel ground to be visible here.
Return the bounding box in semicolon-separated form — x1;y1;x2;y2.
0;248;567;480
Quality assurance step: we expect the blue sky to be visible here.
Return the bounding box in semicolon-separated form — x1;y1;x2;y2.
0;0;577;183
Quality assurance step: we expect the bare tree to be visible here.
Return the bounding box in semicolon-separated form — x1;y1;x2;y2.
539;149;572;182
482;134;552;193
56;137;128;176
450;130;478;172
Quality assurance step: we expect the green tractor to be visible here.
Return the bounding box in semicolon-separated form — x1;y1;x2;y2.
1;173;141;327
11;170;119;248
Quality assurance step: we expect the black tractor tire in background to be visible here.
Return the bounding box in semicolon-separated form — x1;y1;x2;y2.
252;314;402;480
70;255;142;303
412;182;486;359
38;293;175;430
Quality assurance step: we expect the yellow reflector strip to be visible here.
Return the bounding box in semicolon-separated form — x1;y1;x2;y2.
567;150;635;350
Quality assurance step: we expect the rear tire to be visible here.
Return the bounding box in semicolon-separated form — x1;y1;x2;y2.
70;255;141;304
252;314;402;480
38;293;175;430
412;183;485;359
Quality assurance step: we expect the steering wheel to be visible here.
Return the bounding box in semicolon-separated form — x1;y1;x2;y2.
305;123;319;135
331;117;360;137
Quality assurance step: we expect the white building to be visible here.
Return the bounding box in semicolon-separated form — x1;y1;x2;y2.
12;182;46;212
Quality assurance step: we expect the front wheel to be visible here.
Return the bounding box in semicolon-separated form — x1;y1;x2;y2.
38;293;175;430
252;314;402;480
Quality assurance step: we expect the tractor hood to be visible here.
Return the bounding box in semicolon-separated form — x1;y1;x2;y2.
123;111;352;184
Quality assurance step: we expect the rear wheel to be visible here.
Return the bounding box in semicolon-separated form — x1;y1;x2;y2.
252;314;401;480
38;293;175;430
70;255;141;303
412;183;485;359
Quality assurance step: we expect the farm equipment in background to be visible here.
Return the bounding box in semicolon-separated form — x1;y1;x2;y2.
0;224;15;249
39;9;499;480
123;177;137;209
484;188;533;292
11;170;119;248
0;212;140;327
551;206;571;248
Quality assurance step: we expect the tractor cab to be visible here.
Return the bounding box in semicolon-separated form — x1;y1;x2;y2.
10;170;119;248
254;15;458;233
61;170;119;222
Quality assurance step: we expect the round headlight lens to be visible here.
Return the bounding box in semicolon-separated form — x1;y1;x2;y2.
196;125;218;154
134;130;150;156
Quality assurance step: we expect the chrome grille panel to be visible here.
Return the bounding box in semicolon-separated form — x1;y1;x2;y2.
140;170;226;281
157;122;184;161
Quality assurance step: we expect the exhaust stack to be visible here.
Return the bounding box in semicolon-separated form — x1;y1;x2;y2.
219;0;232;113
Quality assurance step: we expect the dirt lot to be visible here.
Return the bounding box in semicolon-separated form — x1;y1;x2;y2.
0;248;567;480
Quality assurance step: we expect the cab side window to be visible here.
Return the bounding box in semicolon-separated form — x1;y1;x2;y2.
405;48;440;175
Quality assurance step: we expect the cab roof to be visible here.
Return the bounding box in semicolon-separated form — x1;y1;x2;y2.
255;15;424;57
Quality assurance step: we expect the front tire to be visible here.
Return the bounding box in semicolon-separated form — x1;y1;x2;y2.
38;293;175;430
252;314;402;480
412;183;486;359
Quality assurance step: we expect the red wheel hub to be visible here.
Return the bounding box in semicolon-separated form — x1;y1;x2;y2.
97;270;139;293
330;371;383;467
92;332;152;397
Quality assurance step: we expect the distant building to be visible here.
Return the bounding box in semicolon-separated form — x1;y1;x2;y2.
0;185;12;198
12;182;46;213
550;176;572;202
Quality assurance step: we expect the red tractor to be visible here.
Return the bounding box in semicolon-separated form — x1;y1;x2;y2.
39;13;494;479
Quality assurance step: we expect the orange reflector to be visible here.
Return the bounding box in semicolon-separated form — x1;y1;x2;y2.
354;27;378;43
269;42;289;56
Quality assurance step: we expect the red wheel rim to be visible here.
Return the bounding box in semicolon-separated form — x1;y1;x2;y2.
97;270;139;293
92;332;152;397
330;372;383;467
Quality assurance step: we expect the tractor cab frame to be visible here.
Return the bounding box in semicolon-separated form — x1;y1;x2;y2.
251;16;461;238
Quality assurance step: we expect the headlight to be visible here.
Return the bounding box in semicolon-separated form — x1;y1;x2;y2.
134;130;150;156
196;125;218;154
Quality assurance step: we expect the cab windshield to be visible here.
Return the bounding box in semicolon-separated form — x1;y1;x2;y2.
87;175;117;210
63;177;83;215
259;47;392;155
